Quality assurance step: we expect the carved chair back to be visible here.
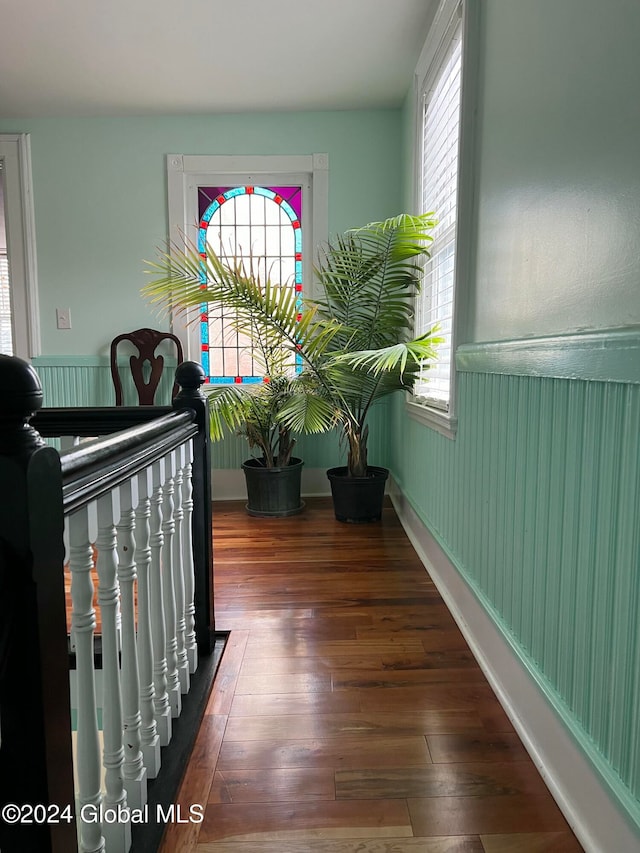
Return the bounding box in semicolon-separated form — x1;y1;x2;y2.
110;328;184;405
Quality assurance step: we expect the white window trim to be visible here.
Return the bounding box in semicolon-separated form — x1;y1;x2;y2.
0;133;40;358
166;153;329;363
406;0;478;440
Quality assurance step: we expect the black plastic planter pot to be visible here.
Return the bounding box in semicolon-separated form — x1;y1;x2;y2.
242;457;305;517
326;465;389;523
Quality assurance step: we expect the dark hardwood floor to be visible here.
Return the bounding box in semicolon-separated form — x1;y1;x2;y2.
160;497;583;853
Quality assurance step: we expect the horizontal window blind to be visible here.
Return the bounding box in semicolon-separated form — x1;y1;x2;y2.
0;254;12;356
415;14;462;409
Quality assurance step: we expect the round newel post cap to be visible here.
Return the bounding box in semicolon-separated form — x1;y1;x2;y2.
174;360;206;399
0;354;43;417
0;354;45;455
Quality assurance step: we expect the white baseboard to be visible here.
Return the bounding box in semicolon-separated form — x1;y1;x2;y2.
211;467;332;501
389;480;640;853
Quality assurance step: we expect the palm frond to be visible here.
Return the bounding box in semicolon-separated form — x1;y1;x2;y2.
313;212;437;353
207;384;261;440
278;390;341;435
332;329;444;378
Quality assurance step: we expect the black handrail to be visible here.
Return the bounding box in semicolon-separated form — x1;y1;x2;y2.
60;410;197;514
33;405;172;437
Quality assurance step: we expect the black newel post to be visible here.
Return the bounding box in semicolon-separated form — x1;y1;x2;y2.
172;361;215;653
0;355;77;853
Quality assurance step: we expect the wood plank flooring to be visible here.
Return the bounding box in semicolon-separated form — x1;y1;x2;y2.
160;497;583;853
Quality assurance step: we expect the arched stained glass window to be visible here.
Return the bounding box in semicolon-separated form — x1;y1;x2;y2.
197;185;303;384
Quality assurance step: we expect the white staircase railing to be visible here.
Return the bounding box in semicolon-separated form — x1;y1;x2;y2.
64;416;199;853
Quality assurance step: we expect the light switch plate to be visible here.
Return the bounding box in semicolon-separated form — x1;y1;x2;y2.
56;308;71;329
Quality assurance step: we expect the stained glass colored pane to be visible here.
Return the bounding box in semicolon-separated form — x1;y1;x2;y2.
198;185;302;221
197;185;303;383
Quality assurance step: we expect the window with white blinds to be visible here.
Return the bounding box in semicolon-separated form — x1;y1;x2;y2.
414;10;463;410
0;134;40;358
0;158;10;355
0;254;12;355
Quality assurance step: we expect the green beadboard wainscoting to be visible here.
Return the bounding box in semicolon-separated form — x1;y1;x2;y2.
32;355;178;408
390;336;640;841
206;427;346;474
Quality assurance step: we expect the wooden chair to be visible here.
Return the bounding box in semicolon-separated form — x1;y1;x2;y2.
110;327;184;405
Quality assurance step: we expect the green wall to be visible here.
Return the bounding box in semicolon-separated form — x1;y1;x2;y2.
392;0;640;833
0;110;403;357
0;109;403;469
472;0;640;342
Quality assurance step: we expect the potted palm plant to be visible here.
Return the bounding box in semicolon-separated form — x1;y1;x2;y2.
203;338;306;517
306;213;440;521
144;212;441;522
208;376;305;517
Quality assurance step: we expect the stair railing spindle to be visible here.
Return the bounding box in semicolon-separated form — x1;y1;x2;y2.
180;442;198;673
173;446;189;693
95;490;131;853
116;479;147;811
68;507;105;853
134;467;161;777
150;458;171;746
161;449;181;718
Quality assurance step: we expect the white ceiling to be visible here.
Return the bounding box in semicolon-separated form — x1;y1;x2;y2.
0;0;436;118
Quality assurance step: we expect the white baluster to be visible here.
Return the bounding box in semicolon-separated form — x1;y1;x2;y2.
173;446;190;694
116;479;147;811
95;491;131;853
181;441;198;673
134;468;161;777
150;458;172;746
162;450;181;718
69;508;105;853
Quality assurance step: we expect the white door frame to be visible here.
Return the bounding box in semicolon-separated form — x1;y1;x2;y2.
166;153;329;362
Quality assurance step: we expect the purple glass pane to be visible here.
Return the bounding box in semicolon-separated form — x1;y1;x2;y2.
198;185;302;220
